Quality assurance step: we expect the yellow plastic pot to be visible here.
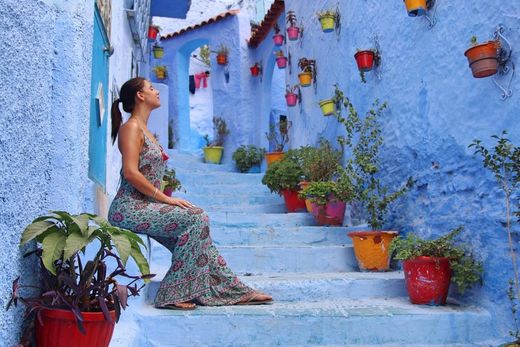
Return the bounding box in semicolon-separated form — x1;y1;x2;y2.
153;47;164;59
155;70;166;80
319;99;335;116
348;231;398;271
404;0;427;17
203;146;224;164
319;15;335;32
298;72;313;87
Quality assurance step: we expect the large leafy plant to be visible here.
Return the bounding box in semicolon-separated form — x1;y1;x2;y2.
7;211;153;333
328;86;413;229
390;227;483;294
261;157;303;194
300;138;342;182
232;145;266;173
299;167;355;205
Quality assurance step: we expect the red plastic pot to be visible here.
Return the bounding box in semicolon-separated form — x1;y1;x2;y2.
36;308;116;347
285;93;298;106
310;200;346;226
164;187;173;197
276;56;288;69
148;26;159;41
250;66;260;76
403;256;452;305
280;189;307;213
354;50;375;72
287;26;300;41
273;34;284;46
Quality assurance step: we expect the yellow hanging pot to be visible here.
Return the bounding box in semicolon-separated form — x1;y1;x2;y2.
319;99;336;116
319;15;335;32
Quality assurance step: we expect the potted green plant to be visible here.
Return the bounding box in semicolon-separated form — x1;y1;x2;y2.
232;145;266;173
203;116;230;164
328;87;413;271
152;65;167;80
262;152;306;213
316;9;340;33
152;43;164;59
161;168;183;196
265;118;291;166
286;10;300;41
464;35;499;78
469;131;520;345
390;226;483;305
213;44;229;65
7;211;152;347
298;58;316;87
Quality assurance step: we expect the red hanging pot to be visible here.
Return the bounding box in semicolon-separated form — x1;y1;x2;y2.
464;41;499;78
276;56;288;69
403;256;452;305
280;189;307;213
273;34;284;46
287;26;300;41
285;93;297;106
250;66;260;76
354;50;375;72
148;26;159;41
217;54;228;65
36;308;116;347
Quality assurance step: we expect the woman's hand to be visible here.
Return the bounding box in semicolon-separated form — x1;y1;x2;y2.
166;197;194;209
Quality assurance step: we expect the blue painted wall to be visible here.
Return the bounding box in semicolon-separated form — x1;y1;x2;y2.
0;1;94;344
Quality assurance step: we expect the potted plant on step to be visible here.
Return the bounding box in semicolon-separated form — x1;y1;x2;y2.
232;145;266;173
214;44;229;66
317;9;340;33
464;36;500;78
203;116;229;164
152;65;167;80
148;24;160;41
298;58;316;87
161;168;183;197
152;43;164;59
390;226;483;305
285;84;300;107
7;211;153;347
286;10;300;41
274;50;288;69
265;118;291;166
328;87;414;271
262;152;306;213
273;23;284;46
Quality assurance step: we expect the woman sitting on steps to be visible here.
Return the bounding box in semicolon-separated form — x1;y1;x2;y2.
107;77;272;310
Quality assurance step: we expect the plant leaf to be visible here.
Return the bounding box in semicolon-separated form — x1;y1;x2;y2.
116;284;129;309
63;231;90;260
130;242;151;281
71;214;90;237
21;221;56;245
111;232;132;266
41;233;67;275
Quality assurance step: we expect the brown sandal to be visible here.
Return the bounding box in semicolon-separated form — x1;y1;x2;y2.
156;302;197;310
236;292;273;306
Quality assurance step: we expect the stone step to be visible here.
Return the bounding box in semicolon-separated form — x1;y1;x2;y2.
176;171;264;186
111;297;497;347
149;244;357;274
179;182;272;195
203;203;287;213
207;211;316;228
176;191;282;207
144;272;407;305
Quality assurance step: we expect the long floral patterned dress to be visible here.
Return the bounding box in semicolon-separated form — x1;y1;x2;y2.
108;132;254;306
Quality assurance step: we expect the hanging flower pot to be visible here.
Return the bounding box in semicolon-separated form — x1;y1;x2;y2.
273;34;284;46
148;25;160;41
348;231;398;271
276;56;288;69
464;40;499;78
298;72;313;87
216;54;228;66
354;50;375;72
153;66;167;80
280;189;307;213
36;308;116;347
264;151;284;166
311;199;346;226
152;45;164;59
318;14;336;33
318;99;335;116
287;26;300;41
403;256;452;305
403;0;427;17
203;146;224;164
285;93;298;107
250;65;260;76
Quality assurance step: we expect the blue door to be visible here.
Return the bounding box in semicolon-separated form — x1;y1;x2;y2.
88;4;110;190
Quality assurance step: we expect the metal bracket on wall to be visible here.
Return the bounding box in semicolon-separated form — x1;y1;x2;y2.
423;0;438;29
492;25;515;100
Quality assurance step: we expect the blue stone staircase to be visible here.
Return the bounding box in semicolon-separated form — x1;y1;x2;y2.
110;150;499;347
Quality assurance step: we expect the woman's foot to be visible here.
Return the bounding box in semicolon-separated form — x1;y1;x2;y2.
236;292;273;305
157;301;197;310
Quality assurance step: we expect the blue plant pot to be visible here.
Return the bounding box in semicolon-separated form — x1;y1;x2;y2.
246;165;261;173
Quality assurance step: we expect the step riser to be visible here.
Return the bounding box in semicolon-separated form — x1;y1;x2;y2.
181;185;271;196
144;276;407;304
176;173;263;186
207;212;316;228
177;192;282;207
203;204;287;213
150;246;357;274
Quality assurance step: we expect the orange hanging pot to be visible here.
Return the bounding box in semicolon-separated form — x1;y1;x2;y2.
298;72;313;87
403;0;427;17
217;54;228;65
464;41;499;78
348;231;398;271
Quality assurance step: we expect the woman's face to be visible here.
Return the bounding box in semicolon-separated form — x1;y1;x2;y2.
137;80;161;109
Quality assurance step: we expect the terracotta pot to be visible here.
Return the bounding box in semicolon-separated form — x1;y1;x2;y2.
36;308;116;347
148;26;159;41
310;199;346;226
280;189;307;213
264;151;284;166
354;50;375;72
298;181;313;212
273;34;284;46
403;256;452;305
153;46;164;59
298;72;313;87
217;54;228;65
403;0;427;17
285;93;298;107
319;99;336;116
250;66;260;76
203;146;224;164
464;41;499;78
276;56;288;69
319;15;335;32
287;26;300;40
348;231;398;271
